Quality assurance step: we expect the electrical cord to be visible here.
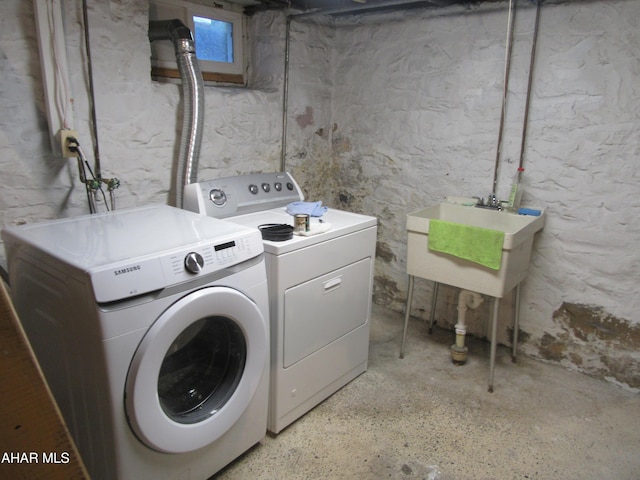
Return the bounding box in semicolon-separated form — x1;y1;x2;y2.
66;136;112;213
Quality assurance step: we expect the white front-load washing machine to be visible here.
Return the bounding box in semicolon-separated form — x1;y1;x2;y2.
2;205;269;480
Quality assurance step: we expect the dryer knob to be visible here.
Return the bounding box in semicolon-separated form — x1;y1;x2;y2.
209;188;227;206
184;252;205;274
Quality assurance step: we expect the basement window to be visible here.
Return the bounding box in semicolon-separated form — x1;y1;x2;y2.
149;0;245;86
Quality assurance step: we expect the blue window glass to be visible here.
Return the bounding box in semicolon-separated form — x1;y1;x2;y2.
193;16;233;64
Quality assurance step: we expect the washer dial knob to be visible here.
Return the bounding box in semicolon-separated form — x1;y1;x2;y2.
184;252;205;274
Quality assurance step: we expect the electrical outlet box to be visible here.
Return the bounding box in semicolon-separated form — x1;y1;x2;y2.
57;129;79;157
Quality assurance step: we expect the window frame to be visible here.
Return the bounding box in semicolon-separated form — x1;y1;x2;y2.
149;0;246;86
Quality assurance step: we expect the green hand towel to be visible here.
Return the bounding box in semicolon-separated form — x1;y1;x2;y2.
428;219;505;270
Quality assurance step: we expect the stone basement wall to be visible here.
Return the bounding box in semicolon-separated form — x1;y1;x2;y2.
0;0;285;229
285;0;640;391
1;0;638;391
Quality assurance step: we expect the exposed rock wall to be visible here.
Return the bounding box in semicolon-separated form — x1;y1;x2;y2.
0;0;285;229
285;0;640;391
1;0;638;390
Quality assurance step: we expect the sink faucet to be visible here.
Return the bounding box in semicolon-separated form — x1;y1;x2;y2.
475;193;502;211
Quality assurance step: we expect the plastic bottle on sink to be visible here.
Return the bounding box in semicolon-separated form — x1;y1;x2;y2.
508;167;524;211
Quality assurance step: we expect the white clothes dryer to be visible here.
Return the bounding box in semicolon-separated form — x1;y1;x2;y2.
184;173;377;434
2;205;269;480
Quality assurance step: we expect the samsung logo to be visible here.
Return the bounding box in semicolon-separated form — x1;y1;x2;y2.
114;265;141;276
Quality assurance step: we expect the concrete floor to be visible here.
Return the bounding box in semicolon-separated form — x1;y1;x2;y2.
213;305;640;480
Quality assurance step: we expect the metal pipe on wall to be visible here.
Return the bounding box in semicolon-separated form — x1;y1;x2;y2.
518;0;541;171
492;0;516;196
280;16;293;172
81;0;103;182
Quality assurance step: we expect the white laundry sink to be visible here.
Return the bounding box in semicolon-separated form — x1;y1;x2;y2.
406;203;545;298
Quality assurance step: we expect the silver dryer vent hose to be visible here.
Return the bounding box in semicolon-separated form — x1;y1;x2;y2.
149;20;204;208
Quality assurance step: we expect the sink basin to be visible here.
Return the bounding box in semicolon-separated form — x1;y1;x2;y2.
406;203;545;298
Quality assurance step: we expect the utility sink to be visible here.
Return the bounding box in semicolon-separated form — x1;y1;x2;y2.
406;203;545;298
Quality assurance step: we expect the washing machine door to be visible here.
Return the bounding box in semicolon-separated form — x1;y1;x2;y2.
125;286;267;453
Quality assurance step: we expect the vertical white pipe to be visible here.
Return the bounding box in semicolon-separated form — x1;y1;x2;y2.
452;290;483;363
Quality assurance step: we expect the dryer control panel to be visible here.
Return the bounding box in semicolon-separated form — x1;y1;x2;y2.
183;172;304;219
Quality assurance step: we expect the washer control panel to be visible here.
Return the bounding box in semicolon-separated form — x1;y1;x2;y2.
165;232;263;280
91;228;263;303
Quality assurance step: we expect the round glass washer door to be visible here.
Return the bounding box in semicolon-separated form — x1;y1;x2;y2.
125;286;267;454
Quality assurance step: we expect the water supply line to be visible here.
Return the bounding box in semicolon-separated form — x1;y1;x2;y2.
451;289;483;365
81;0;102;184
517;0;541;171
491;0;516;197
492;0;543;195
281;15;293;172
149;19;204;208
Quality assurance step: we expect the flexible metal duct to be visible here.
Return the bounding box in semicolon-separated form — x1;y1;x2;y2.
149;19;204;208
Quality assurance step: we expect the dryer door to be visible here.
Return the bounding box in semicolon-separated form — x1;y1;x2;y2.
125;286;267;453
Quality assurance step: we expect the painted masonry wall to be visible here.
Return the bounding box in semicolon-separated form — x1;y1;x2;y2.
0;0;285;229
0;0;638;391
285;0;640;391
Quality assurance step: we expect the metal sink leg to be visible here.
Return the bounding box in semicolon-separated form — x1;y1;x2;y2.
512;283;521;362
488;296;500;393
400;274;415;359
428;281;439;334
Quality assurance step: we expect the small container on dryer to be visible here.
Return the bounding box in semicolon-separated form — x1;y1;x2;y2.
293;214;309;233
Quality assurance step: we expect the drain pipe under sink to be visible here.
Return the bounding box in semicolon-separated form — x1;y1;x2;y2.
451;289;484;365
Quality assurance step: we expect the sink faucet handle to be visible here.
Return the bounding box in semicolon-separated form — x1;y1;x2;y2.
487;193;498;206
